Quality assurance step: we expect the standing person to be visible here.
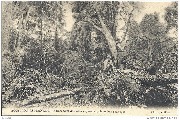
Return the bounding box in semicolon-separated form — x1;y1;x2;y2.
103;54;114;75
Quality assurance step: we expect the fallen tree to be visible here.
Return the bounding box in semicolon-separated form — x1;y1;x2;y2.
21;88;82;106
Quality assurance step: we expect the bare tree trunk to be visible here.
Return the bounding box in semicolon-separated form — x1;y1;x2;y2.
148;39;153;61
122;8;134;43
109;1;116;39
17;6;31;48
40;18;43;49
97;12;117;60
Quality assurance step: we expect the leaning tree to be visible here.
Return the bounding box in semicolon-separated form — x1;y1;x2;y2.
71;1;119;65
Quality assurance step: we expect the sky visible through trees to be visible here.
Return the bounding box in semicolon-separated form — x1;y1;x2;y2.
1;1;178;114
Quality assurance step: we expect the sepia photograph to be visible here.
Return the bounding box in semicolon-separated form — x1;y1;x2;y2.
1;1;178;116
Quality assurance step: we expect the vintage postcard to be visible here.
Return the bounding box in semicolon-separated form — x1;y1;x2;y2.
1;1;178;116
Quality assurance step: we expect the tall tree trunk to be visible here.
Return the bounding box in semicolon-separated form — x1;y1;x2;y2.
97;12;117;60
110;1;117;39
40;18;43;49
122;8;134;43
148;39;153;62
40;4;44;72
17;6;31;48
54;26;59;51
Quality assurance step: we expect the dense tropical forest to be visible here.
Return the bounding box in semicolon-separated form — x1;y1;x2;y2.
2;1;178;108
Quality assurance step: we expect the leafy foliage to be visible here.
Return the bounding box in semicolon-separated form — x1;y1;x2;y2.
165;2;178;30
2;1;178;108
